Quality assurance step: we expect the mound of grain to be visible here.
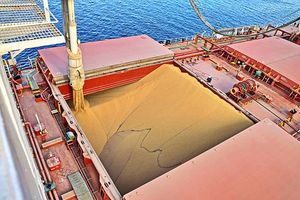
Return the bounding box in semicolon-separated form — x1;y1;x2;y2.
73;64;253;194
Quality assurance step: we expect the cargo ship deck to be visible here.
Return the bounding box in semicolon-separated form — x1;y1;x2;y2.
167;33;300;135
10;70;103;199
3;22;300;200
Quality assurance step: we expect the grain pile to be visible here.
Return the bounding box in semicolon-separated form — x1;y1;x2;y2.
72;64;253;194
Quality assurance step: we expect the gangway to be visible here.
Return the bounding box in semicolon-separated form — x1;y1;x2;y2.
0;0;64;53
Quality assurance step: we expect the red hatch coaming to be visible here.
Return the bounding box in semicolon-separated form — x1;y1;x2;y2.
38;34;174;79
57;63;172;100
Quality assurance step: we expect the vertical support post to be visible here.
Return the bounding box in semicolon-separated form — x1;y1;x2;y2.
62;0;70;49
43;0;51;22
9;52;17;73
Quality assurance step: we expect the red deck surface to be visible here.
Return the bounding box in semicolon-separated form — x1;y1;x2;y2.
38;35;174;78
184;59;239;92
124;119;300;200
229;37;300;84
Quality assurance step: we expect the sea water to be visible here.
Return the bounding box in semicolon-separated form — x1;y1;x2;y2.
18;0;299;62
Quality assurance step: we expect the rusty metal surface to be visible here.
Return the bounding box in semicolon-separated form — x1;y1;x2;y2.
123;119;300;200
229;37;300;84
38;35;174;80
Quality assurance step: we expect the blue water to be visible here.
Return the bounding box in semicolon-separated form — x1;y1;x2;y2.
18;0;300;62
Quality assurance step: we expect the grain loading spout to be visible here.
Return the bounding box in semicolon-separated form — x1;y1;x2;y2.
62;0;85;112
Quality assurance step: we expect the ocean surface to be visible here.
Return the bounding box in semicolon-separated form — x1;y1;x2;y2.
18;0;300;63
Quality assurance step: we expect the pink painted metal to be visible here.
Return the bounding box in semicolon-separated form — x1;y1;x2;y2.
183;59;239;92
38;35;174;79
123;119;300;200
229;37;300;84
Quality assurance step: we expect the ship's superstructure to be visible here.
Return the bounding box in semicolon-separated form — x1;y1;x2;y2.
1;0;300;200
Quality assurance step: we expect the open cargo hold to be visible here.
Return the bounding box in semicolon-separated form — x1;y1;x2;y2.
71;64;254;194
